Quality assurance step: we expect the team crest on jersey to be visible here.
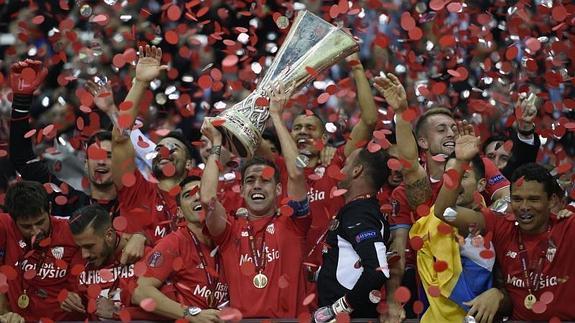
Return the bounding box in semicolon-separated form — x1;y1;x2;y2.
51;247;64;259
156;204;164;212
266;223;275;235
314;166;325;178
148;251;163;268
546;239;557;263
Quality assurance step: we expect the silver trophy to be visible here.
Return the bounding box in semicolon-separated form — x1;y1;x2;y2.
215;10;359;158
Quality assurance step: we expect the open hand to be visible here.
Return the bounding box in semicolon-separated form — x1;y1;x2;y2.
86;77;116;113
120;233;146;265
454;121;480;162
373;73;408;113
463;288;503;323
268;81;294;115
60;291;86;313
135;45;168;82
201;117;223;144
0;312;25;323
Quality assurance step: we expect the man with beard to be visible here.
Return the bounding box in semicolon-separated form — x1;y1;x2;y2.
199;84;311;318
133;176;226;321
0;181;81;322
8;60;118;218
373;73;510;322
108;45;195;244
315;147;391;322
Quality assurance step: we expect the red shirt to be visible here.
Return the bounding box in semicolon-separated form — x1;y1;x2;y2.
484;210;575;320
0;214;83;321
118;171;178;244
142;227;228;308
276;148;346;263
213;213;310;318
389;157;510;267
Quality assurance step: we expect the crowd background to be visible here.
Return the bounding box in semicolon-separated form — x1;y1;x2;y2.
0;0;574;200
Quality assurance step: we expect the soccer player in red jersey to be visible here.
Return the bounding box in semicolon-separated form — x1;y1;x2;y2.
0;181;81;322
133;176;226;321
374;73;511;321
108;45;195;245
200;84;311;318
434;125;575;321
61;205;149;320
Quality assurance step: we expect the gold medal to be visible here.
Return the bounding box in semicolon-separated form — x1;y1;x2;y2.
253;273;268;289
18;293;30;309
524;294;537;309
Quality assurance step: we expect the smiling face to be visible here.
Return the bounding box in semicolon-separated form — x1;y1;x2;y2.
152;137;190;179
178;180;203;224
241;164;280;217
86;140;113;187
291;115;326;157
418;114;457;156
510;180;552;234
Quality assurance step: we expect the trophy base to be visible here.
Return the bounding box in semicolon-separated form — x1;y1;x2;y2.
217;127;249;159
214;109;262;159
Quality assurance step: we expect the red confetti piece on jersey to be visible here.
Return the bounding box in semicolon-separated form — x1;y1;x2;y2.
327;165;346;181
428;285;441;297
331;188;348;197
479;249;495;259
140;298;157;312
433;260;448;272
549;317;561;323
70;264;85;276
278;274;289;289
409;236;424;251
113;216;128;232
394;286;411;303
172;257;184;271
302;293;316;306
99;268;114;281
532;301;547;314
121;172;136;187
87;284;101;299
540;291;554;305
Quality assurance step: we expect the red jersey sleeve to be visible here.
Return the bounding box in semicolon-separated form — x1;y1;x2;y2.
388;185;414;229
211;215;236;247
142;234;179;281
118;170;157;209
482;157;510;199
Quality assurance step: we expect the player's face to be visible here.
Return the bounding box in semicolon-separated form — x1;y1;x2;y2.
15;211;51;244
339;148;361;191
73;227;115;268
446;159;484;208
291;115;325;157
179;181;202;224
86;140;113;187
152;138;189;179
511;180;551;234
241;165;280;217
386;145;403;187
485;141;511;170
418;115;457;156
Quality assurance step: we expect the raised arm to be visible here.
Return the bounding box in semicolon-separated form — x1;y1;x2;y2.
344;53;378;157
433;122;486;234
8;60;56;184
268;83;307;201
374;73;431;208
110;45;167;189
199;118;228;237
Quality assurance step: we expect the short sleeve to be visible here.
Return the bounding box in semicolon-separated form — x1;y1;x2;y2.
481;208;498;234
118;170;157;209
211;216;236;247
388;186;414;229
482;157;510;198
142;235;179;281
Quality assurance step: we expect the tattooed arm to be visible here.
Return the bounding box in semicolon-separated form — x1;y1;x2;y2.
405;176;433;208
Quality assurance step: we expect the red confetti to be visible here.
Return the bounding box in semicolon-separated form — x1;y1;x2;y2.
261;166;275;180
87;284;101;299
428;285;441;297
167;5;182;21
255;97;269;107
400;12;416;31
165;31;179;45
401;109;418;122
24;129;37;139
409;236;424;251
387;158;402;171
140;298;157;312
218;307;243;321
121;173;136;187
198;75;213;89
540;291;554;305
479;249;495;259
331;188;348;197
21;67;36;82
394;286;411;303
437;222;453;235
113;216;127;232
532;301;547;314
433;260;448;272
412;300;424;315
32;15;45;25
302;293;316;306
57;289;69;303
23;269;37;280
222;55;239;67
317;92;330;104
416;204;430;217
162;163;176;177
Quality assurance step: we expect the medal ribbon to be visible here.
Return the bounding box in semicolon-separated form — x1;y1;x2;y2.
187;228;220;308
245;216;276;275
156;190;179;232
516;225;551;295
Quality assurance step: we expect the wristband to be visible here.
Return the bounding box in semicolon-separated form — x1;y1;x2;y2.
209;145;222;156
517;124;535;136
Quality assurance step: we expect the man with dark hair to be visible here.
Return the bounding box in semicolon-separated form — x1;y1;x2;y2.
0;180;81;322
374;73;511;321
315;147;391;321
61;204;150;320
107;45;195;244
434;140;575;322
199;84;310;318
133;176;226;321
8;60;118;218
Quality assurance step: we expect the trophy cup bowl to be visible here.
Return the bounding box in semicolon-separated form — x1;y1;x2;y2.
215;10;359;159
